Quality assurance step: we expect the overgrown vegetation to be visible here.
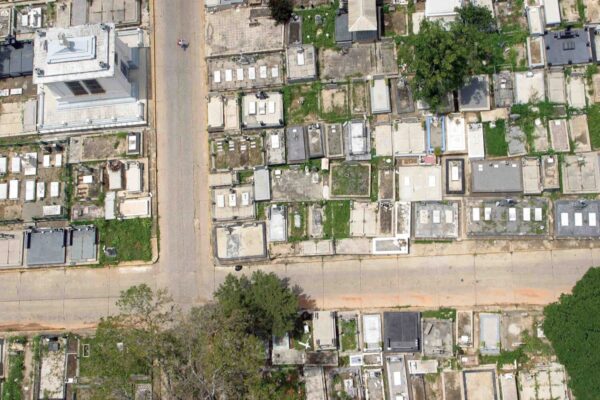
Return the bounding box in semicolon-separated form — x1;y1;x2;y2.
268;0;293;24
422;307;456;321
331;163;370;197
282;83;321;124
340;318;357;351
543;267;600;399
2;352;24;400
80;274;304;399
510;101;555;151
91;218;153;265
288;203;308;242
295;2;338;49
322;201;351;239
586;104;600;149
407;5;508;109
483;120;508;156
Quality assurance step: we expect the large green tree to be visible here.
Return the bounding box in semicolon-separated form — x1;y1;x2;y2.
160;305;266;399
543;267;600;400
81;285;172;399
409;4;501;110
80;276;303;400
214;271;300;338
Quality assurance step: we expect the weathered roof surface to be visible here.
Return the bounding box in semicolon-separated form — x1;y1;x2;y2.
471;159;524;193
348;0;378;32
543;0;561;25
370;78;391;114
254;168;271;201
425;0;462;17
544;29;593;66
0;43;34;78
33;23;116;84
459;75;490;111
27;229;66;266
70;226;97;263
383;311;421;352
286;126;307;164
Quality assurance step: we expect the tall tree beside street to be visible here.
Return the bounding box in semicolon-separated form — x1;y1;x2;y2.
214;270;300;338
80;273;303;400
268;0;293;24
543;267;600;400
81;285;172;400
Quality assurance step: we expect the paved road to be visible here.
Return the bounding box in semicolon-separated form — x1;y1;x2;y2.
153;0;213;306
0;1;598;330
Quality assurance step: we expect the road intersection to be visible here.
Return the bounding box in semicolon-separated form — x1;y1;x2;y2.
0;1;596;330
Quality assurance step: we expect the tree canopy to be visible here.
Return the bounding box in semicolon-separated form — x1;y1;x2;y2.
543;267;600;400
408;4;501;110
268;0;293;25
214;270;300;338
80;272;303;400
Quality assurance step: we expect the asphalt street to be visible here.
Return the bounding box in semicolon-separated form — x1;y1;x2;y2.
0;1;596;330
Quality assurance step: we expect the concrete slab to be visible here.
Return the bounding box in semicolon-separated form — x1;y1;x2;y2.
561;152;600;194
567;75;587;108
205;8;284;57
569;114;591;152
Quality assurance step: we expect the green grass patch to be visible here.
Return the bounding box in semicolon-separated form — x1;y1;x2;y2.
238;170;254;184
296;3;338;49
93;219;153;265
2;352;24;400
288;203;308;242
587;104;600;149
282;83;321;124
323;201;351;239
331;163;371;197
340;318;358;351
479;347;527;367
483;120;508;156
422;307;457;321
577;0;586;21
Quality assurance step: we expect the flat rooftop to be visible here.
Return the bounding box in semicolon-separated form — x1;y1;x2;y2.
370;78;391;114
413;201;459;239
214;222;267;262
514;70;545;104
398;165;442;201
69;226;97;263
383;311;421;353
0;43;34;78
493;72;514;108
479;313;501;355
522;157;542;194
0;230;24;267
33;23;116;84
205;8;284;57
313;311;337;350
466;198;548;237
459;75;490;111
555;200;600;237
471;159;523;193
212;185;255;221
286;45;317;82
320;42;397;81
208;52;284;92
241;92;284;129
26;229;66;266
266;129;286;165
544;28;593;66
286;126;307;164
561;152;600;194
393;121;426;156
